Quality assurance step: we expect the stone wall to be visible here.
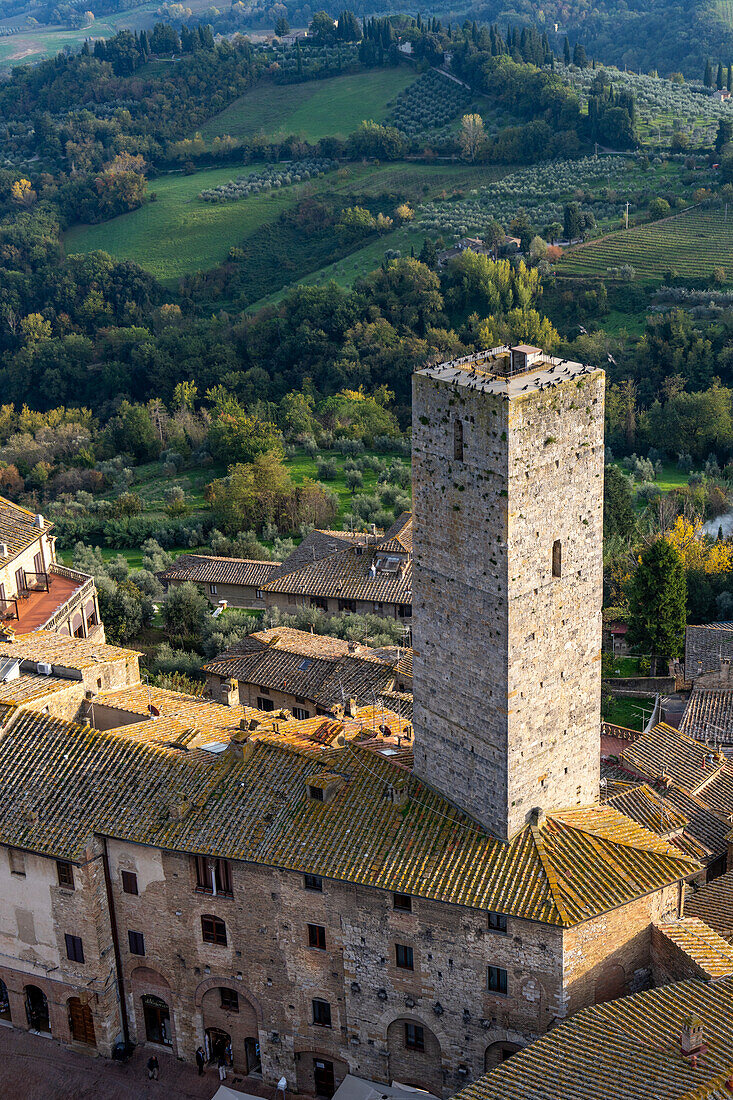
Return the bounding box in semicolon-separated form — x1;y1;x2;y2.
166;578;266;610
685;625;733;679
562;882;682;1013
411;368;604;840
651;923;713;987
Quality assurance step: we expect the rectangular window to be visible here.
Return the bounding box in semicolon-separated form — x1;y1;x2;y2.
405;1023;425;1051
338;598;357;613
56;861;74;889
398;604;412;618
259;685;270;695
487;911;507;934
65;934;84;963
453;418;464;461
304;874;323;892
201;915;227;946
33;552;43;574
308;924;326;950
121;870;138;895
15;567;24;594
288;594;297;606
128;930;145;956
8;849;25;876
488;965;508;995
220;988;239;1012
308;785;324;802
396;944;414;970
195;856;233;897
393;892;412;912
293;707;310;721
258;697;275;712
312;999;332;1027
210;584;218;595
552;539;562;579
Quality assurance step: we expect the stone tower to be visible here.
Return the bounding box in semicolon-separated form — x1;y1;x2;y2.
412;346;604;841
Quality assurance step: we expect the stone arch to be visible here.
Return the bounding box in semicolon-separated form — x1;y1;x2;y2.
386;1016;443;1097
24;984;50;1033
484;1040;523;1071
200;983;260;1075
193;975;263;1021
373;1005;451;1051
130;966;176;1054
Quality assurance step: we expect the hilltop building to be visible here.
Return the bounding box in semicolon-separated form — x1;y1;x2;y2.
0;496;102;641
159;554;282;610
0;346;718;1094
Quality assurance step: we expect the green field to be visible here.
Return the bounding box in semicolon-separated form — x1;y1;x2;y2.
200;68;416;144
558;207;733;282
603;695;656;732
64;161;511;285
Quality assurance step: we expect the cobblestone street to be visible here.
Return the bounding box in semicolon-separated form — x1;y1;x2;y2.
0;1027;278;1100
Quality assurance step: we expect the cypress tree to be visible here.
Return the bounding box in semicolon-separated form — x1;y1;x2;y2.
628;538;687;667
705;58;713;86
717;61;724;90
728;64;732;92
563;36;571;64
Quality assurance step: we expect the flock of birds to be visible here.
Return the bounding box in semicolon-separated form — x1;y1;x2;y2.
430;356;598;396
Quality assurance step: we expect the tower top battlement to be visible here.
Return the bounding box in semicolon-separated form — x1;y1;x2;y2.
419;345;596;397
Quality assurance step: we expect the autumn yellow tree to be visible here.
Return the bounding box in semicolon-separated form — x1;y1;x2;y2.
460;113;486;161
666;514;733;575
11;178;36;206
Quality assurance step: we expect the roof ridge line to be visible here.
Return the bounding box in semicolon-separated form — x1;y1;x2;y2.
529;824;571;926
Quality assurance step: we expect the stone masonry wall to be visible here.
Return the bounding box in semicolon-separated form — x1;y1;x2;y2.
411;369;604;840
107;839;565;1096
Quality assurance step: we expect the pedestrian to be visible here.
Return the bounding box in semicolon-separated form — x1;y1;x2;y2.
218;1051;227;1081
147;1054;159;1080
195;1046;206;1076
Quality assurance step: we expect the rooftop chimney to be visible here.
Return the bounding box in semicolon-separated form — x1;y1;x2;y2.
0;543;8;557
34;514;44;530
680;1016;705;1058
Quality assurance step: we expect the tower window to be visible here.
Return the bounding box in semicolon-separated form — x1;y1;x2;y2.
453;418;464;461
552;539;562;578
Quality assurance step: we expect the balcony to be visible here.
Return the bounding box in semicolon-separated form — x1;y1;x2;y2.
0;565;99;636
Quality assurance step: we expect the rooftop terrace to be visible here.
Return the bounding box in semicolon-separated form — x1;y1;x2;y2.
418;344;599;396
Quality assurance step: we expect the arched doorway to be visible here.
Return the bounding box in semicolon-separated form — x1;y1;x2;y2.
25;986;50;1033
142;994;172;1046
386;1018;442;1097
0;978;11;1022
485;1041;522;1070
68;997;96;1046
201;985;258;1074
295;1053;349;1098
205;1027;231;1066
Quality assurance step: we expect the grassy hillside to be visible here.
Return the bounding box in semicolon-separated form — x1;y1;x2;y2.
200;68;416;144
64;161;509;286
558;207;733;283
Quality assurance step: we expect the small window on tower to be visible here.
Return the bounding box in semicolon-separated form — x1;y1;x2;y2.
454;418;464;461
552;539;562;579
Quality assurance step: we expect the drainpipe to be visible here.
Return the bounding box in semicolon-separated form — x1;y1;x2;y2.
101;836;130;1047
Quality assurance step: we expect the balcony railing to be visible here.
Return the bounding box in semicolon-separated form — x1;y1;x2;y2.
0;597;18;622
21;571;49;594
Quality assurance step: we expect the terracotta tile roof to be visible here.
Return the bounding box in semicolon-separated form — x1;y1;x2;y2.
455;978;733;1100
378;512;413;553
159;554;280;588
263;540;412;605
0;630;140;671
606;784;688;837
0;496;47;566
242;626;356;658
686;870;733;941
661;786;731;857
204;638;398;711
0;712;697;923
681;684;733;744
268;529;373;583
655;917;733;979
623;722;728;792
0;671;77;705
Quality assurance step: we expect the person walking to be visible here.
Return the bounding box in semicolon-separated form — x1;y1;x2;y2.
217;1051;227;1081
195;1046;206;1076
147;1055;159;1081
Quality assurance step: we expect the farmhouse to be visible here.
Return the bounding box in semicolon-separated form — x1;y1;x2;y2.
158;553;282;610
262;514;413;622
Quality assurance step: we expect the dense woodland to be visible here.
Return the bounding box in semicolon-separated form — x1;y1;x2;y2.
2;6;733;665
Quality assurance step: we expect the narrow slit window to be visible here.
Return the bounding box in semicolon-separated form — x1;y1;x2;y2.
552;539;562;579
453;419;464;461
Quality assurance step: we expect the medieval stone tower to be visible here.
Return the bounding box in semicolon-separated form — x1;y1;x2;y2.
411;346;604;841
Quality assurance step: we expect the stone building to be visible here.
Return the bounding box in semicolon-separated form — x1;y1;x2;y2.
158;554;282;610
0;496;102;641
0;345;717;1095
412;346;604;840
203;626;405;719
262;516;412;623
685;622;733;680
